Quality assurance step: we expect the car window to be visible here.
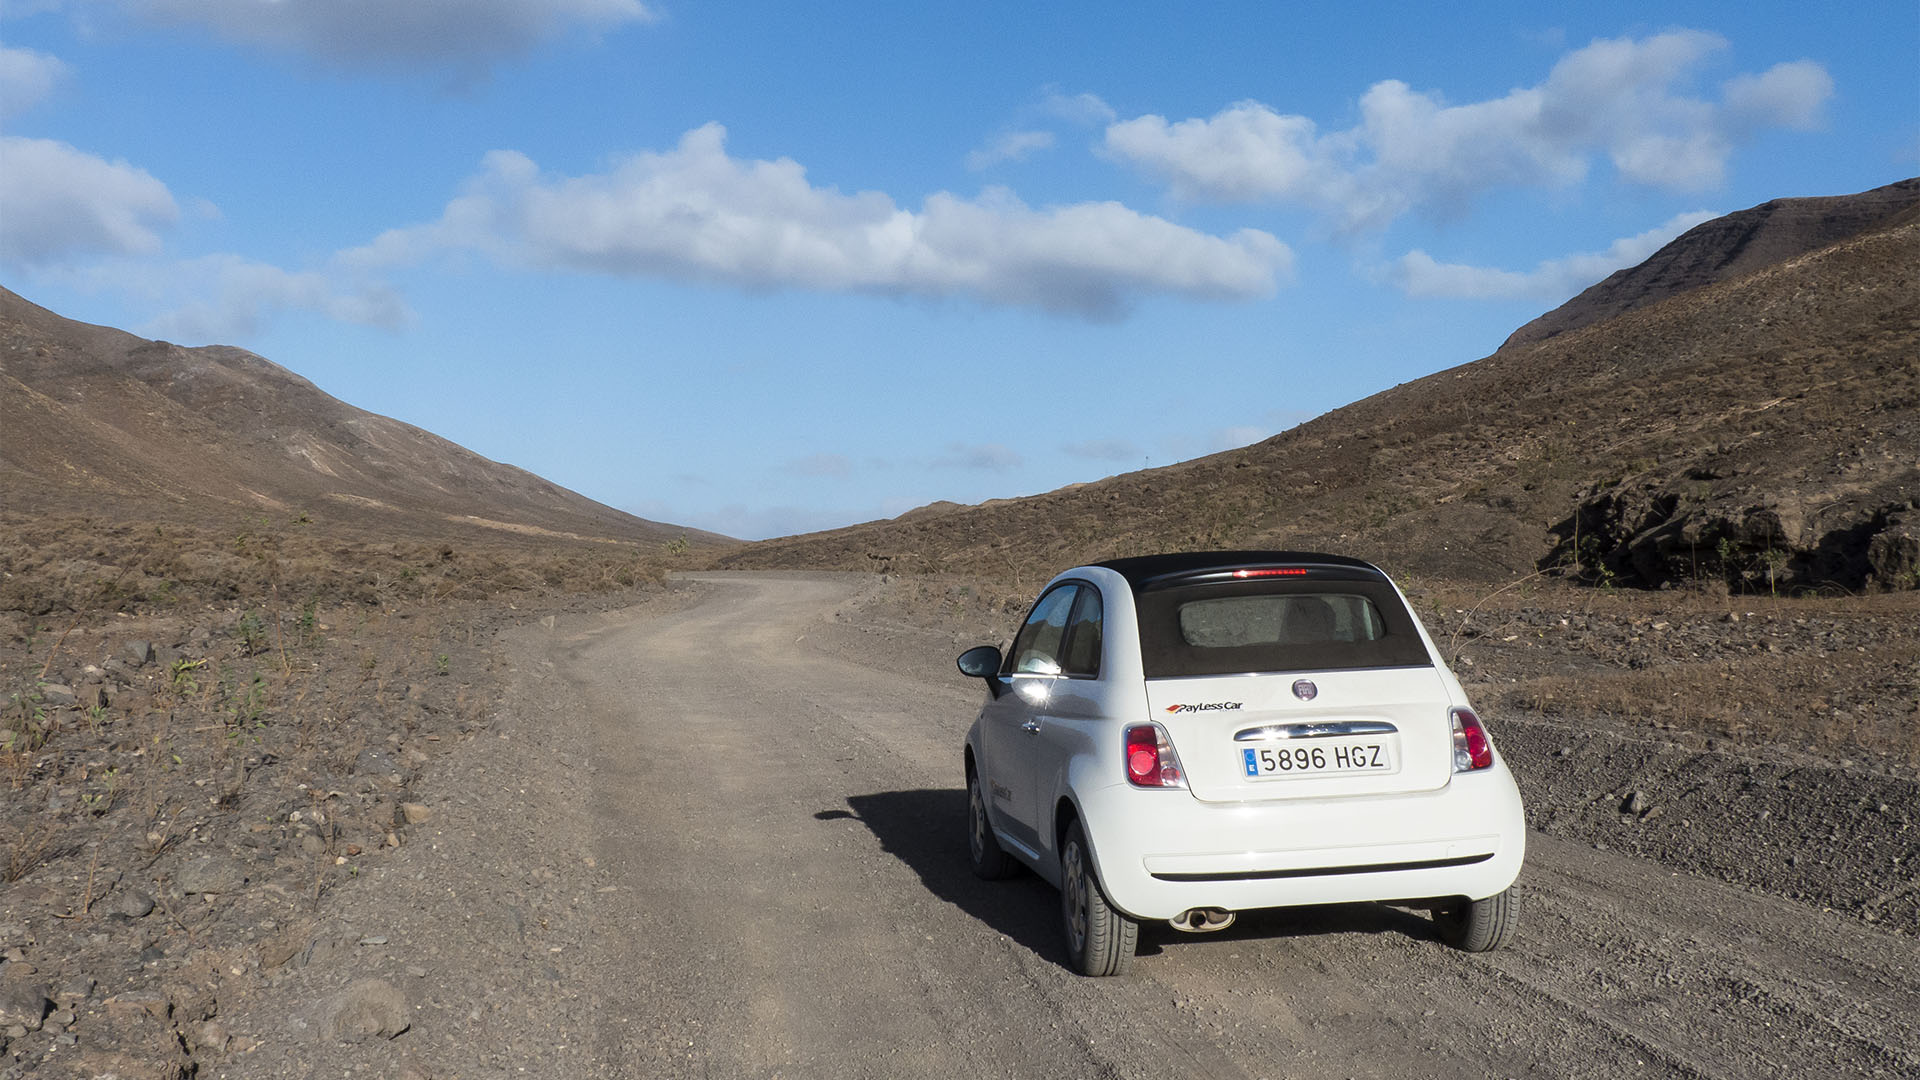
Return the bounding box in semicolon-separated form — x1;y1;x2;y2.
1137;580;1431;677
1179;593;1383;647
1060;586;1103;678
1010;584;1078;675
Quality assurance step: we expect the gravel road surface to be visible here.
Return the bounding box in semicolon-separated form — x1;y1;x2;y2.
550;573;1918;1079
212;571;1918;1079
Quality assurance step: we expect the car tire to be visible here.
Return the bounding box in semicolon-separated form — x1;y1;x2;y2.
1060;819;1136;976
1433;887;1518;952
967;772;1017;880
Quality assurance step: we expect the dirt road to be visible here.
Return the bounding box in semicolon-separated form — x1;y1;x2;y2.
510;572;1913;1080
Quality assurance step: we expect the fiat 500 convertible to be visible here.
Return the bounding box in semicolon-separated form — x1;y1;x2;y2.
957;551;1526;975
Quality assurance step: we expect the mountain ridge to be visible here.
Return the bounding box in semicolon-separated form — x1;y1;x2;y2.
1502;177;1920;349
0;286;729;550
720;178;1920;593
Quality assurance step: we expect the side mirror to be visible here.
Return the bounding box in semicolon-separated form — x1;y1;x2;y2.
956;644;1003;679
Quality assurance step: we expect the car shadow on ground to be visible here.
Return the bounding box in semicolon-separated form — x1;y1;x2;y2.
835;789;1068;966
835;788;1441;971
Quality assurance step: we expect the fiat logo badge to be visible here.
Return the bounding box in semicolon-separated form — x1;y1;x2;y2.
1292;679;1318;701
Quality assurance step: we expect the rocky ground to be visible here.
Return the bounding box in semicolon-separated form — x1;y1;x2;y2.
0;578;687;1079
0;568;1912;1077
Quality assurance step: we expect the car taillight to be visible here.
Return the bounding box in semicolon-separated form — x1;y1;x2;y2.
1450;707;1493;772
1124;723;1186;788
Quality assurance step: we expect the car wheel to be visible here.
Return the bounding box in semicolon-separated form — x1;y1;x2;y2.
1060;819;1136;976
967;772;1017;880
1433;887;1518;952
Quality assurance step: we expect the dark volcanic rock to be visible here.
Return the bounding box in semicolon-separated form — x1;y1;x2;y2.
1868;510;1920;587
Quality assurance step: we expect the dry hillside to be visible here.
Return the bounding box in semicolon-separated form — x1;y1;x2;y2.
1505;177;1920;347
721;180;1920;595
0;287;729;554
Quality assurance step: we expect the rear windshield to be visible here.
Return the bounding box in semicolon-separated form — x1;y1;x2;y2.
1135;579;1432;677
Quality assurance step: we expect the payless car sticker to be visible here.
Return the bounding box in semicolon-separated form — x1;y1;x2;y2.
1165;702;1243;713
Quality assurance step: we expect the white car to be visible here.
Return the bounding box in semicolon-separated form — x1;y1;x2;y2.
957;552;1526;976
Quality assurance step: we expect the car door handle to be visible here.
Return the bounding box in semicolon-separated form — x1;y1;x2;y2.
1021;719;1043;734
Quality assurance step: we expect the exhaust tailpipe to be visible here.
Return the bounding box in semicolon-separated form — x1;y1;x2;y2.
1169;907;1236;933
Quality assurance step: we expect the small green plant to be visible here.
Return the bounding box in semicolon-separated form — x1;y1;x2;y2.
166;658;207;699
236;611;268;656
663;535;691;556
227;674;269;732
3;685;49;755
1761;548;1788;598
81;767;120;816
434;653;451;677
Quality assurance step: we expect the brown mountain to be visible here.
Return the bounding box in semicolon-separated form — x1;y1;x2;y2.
1504;178;1920;348
721;179;1920;593
0;286;728;550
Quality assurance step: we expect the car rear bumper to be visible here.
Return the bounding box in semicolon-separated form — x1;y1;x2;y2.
1075;765;1527;920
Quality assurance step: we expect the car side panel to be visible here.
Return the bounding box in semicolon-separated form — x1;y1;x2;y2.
1030;567;1150;887
974;680;1044;851
1028;670;1147;888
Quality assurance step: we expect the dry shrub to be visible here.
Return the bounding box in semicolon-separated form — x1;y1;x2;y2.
4;820;72;883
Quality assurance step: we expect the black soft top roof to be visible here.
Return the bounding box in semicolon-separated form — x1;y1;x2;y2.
1093;551;1386;591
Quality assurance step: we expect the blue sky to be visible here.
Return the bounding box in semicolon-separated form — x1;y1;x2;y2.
2;2;1914;540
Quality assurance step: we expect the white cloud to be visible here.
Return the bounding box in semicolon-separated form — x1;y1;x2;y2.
0;128;406;340
1209;425;1268;452
1388;210;1719;301
966;130;1055;171
932;443;1022;471
1106;101;1348;205
1039;90;1117;126
1104;31;1832;229
782;453;853;478
1063;438;1142;463
122;0;655;71
1724;61;1834;133
0;45;68;121
65;253;411;342
0;136;179;264
348;124;1292;319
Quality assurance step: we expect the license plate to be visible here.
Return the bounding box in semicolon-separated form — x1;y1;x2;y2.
1241;740;1392;779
